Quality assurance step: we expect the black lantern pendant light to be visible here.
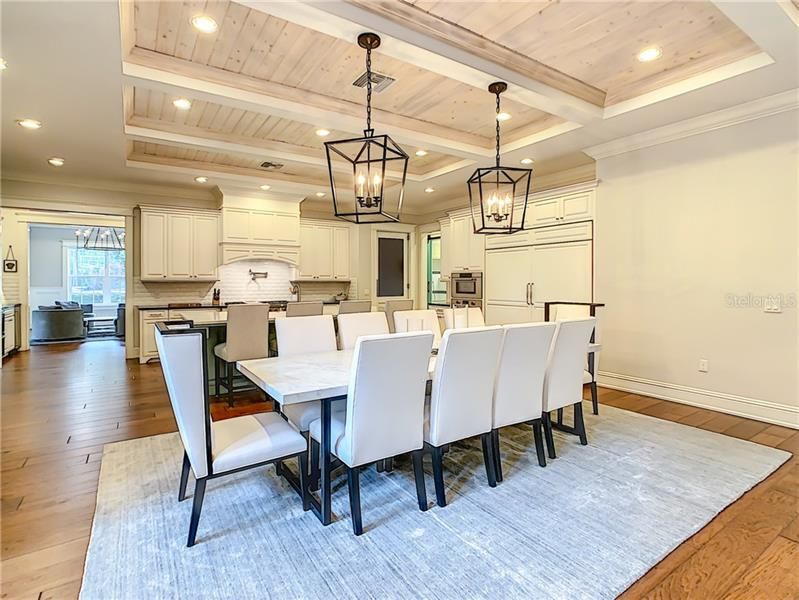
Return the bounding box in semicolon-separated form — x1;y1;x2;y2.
75;227;125;251
467;82;532;234
325;33;408;224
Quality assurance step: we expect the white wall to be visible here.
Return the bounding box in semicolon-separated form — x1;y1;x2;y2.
595;110;798;427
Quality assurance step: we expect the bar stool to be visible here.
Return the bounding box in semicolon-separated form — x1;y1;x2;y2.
213;304;270;407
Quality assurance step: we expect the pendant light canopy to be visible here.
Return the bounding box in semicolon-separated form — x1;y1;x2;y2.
75;227;125;251
468;82;532;235
325;33;408;224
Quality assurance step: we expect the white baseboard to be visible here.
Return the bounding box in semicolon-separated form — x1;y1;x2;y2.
598;371;799;430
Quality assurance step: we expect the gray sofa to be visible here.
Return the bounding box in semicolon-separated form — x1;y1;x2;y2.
31;308;87;342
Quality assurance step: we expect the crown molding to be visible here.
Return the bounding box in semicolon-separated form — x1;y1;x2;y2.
0;173;210;201
585;89;799;160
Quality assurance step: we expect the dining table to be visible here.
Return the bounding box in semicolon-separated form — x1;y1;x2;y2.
236;342;601;526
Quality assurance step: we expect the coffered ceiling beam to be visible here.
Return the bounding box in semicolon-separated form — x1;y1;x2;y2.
241;0;603;124
711;1;799;59
123;49;493;160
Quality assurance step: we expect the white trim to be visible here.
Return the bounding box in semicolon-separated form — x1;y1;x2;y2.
598;371;799;429
585;89;799;159
777;1;799;27
602;53;775;119
526;179;599;201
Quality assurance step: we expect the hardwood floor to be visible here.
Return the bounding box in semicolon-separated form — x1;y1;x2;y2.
1;341;797;599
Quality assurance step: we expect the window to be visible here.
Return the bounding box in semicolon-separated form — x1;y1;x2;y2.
427;235;447;306
66;247;125;306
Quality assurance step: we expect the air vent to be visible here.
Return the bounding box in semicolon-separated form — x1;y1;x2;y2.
352;71;395;94
259;161;284;170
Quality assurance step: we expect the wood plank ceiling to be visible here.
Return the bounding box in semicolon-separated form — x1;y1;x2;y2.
123;0;762;196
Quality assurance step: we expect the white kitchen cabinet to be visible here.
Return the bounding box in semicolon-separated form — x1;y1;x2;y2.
138;309;167;363
528;190;594;227
166;214;193;280
140;212;168;279
140;208;219;282
439;218;452;281
299;220;350;280
441;212;484;276
529;241;592;305
3;311;16;356
221;208;299;246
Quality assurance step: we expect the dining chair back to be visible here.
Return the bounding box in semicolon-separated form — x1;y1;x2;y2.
275;314;337;357
337;312;389;350
427;327;504;447
544;318;596;412
337;300;371;315
286;301;324;317
442;307;485;330
493;322;557;429
393;309;442;348
155;326;210;478
342;332;434;467
224;303;270;361
384;299;413;332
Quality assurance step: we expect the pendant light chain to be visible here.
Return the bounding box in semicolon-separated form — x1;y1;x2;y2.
495;91;501;167
365;46;373;134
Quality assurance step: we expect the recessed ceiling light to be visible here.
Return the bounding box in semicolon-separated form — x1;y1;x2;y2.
173;98;192;110
496;112;512;122
520;158;534;165
16;118;42;130
415;149;428;157
194;176;208;183
0;59;7;71
191;15;218;34
315;128;330;137
637;46;662;62
315;192;326;197
424;187;435;193
47;157;65;167
259;184;271;190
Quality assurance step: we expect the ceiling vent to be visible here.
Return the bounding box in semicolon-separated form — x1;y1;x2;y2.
352;71;395;94
259;161;284;170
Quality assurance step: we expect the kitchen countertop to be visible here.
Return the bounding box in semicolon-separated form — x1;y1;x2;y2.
137;301;345;310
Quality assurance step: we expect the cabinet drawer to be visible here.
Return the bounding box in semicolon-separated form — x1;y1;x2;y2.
484;229;535;249
529;221;592;245
141;310;167;319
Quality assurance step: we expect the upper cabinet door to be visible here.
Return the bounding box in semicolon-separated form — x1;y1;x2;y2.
192;215;219;280
561;192;593;222
222;208;250;242
249;211;274;243
332;227;350;279
467;226;485;271
299;224;334;278
528;197;561;226
449;215;469;270
439;219;452;280
166;214;193;279
271;213;300;244
529;240;592;305
140;212;167;280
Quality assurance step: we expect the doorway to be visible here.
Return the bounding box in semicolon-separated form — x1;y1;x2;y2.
426;234;447;307
374;230;410;301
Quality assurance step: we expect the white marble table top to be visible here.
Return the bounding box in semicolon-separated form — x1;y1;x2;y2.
238;350;437;405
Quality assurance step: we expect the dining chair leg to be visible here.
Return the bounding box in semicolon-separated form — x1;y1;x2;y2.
431;446;447;507
310;437;320;492
531;419;547;467
542;412;557;459
214;357;221;399
411;450;428;511
298;452;310;511
491;429;503;483
346;466;363;536
178;451;191;501
575;402;588;446
376;460;385;473
590;382;599;415
385;457;394;473
480;433;497;488
187;478;207;547
226;362;234;407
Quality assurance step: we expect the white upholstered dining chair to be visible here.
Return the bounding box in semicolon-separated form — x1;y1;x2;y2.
384;299;413;333
541;317;597;459
286;301;323;317
308;331;434;535
393;309;442;349
274;315;340;432
491;322;556;477
424;326;504;506
213;303;270;407
155;323;308;547
337;300;372;315
442;307;485;330
337;312;389;350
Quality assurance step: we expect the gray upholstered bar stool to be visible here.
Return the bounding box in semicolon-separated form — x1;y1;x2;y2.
214;304;270;407
384;299;413;333
337;300;371;314
286;301;323;317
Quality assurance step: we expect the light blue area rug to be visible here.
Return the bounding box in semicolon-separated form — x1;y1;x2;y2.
80;403;790;599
